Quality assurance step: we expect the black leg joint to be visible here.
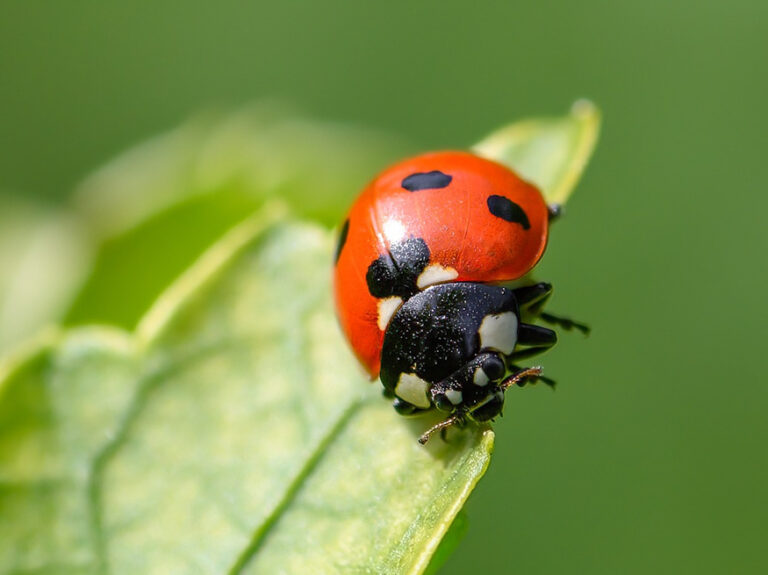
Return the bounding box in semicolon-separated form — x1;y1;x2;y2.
513;283;553;312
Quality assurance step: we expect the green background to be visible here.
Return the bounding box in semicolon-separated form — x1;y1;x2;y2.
1;1;766;573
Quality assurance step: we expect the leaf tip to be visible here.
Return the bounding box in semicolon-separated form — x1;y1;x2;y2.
570;98;600;122
570;97;602;157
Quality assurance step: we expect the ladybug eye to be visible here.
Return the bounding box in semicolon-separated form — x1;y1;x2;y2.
401;171;452;192
487;195;530;230
480;355;505;381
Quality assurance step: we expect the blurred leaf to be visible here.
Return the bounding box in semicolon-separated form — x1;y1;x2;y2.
74;107;409;233
65;190;261;329
65;107;409;330
0;211;492;574
473;100;601;205
0;195;90;353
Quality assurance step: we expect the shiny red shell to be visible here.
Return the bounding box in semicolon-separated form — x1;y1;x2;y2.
333;151;549;378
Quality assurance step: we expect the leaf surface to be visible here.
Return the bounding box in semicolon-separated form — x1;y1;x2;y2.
0;104;600;574
0;211;492;575
0;196;90;353
65;108;408;330
473;100;600;205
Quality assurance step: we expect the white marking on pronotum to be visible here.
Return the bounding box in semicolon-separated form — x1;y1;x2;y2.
377;296;403;331
395;373;432;409
445;389;463;405
416;263;459;289
478;312;518;355
473;367;490;387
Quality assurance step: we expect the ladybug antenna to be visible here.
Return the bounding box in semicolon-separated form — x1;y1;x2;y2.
500;366;544;390
419;367;545;445
418;414;462;445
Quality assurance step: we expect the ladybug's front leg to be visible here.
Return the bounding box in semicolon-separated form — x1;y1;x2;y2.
381;387;430;416
391;396;430;416
413;352;506;445
428;352;507;413
417;352;510;445
418;364;547;445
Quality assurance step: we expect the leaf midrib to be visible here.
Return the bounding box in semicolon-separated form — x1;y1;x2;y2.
79;324;362;574
227;396;364;574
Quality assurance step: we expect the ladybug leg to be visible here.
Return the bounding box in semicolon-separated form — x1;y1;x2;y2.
513;283;590;334
511;323;557;361
539;311;591;335
419;352;507;444
513;282;554;317
438;416;469;444
392;397;429;416
429;352;506;413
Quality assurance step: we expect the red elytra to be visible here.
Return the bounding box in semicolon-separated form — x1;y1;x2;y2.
333;151;549;378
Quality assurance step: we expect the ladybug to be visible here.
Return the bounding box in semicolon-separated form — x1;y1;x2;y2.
333;151;587;444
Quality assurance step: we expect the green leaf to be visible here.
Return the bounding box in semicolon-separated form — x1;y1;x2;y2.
65;108;409;330
422;509;469;575
0;195;90;354
64;190;263;330
0;105;600;572
0;209;492;575
473;100;601;205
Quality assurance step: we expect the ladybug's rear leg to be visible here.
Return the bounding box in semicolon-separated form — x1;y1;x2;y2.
540;312;590;335
513;283;590;335
513;282;553;311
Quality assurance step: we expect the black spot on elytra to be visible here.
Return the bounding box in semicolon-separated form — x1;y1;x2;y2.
401;171;452;192
366;237;430;299
487;195;530;229
334;219;350;264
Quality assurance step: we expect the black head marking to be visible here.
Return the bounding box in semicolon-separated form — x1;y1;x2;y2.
487;195;530;230
401;171;452;192
366;237;430;299
334;219;350;264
